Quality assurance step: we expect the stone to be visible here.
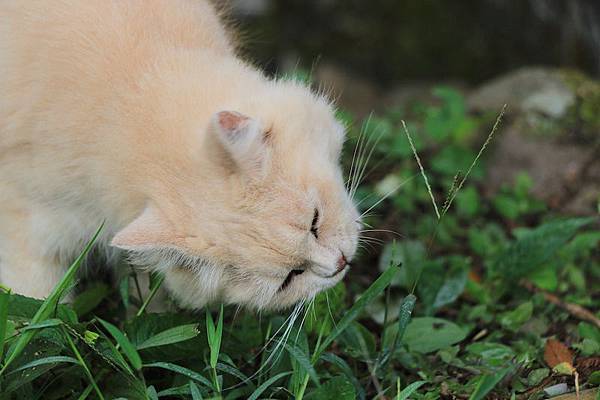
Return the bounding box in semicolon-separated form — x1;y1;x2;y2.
467;67;575;117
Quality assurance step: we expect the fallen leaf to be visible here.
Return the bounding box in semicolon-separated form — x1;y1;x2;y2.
544;339;574;369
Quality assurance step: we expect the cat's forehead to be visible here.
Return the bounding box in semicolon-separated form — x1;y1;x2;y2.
264;87;344;153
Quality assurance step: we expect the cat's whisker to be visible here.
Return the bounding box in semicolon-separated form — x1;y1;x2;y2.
348;115;373;199
238;300;305;386
359;237;385;245
350;120;386;200
360;229;405;238
346;116;369;192
325;291;339;331
294;297;315;343
358;173;418;219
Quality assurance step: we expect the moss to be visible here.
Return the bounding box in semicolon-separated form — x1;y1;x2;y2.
560;69;600;143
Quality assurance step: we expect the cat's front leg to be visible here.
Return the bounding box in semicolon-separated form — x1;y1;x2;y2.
0;251;67;299
0;200;68;299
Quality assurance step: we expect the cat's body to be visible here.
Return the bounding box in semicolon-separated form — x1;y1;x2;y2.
0;0;359;310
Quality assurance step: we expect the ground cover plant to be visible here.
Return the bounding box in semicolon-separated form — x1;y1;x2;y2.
0;87;598;399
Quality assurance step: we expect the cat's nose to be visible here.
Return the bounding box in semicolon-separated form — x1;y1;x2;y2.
334;254;348;275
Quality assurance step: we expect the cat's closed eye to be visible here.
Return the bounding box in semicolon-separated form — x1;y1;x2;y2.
310;209;319;238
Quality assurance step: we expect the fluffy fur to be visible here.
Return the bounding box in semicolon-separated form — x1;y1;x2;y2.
0;0;359;310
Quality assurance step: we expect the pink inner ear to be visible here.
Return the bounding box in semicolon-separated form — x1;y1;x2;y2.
217;111;249;132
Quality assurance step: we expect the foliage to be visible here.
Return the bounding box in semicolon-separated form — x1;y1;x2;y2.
0;88;598;399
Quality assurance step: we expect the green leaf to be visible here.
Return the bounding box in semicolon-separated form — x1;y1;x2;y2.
469;365;513;400
215;362;252;387
285;343;320;386
189;381;203;400
433;268;467;309
0;223;103;375
305;375;356;400
403;317;468;353
143;362;212;388
527;368;550;387
397;380;426;400
147;386;159;400
492;217;596;279
247;371;292;400
72;283;111;317
21;318;63;331
380;294;417;367
137;324;199;350
315;262;400;358
588;370;600;385
320;353;364;399
579;322;600;343
10;356;79;373
98;318;142;371
396;294;417;344
206;304;224;369
126;313;206;362
455;186;480;217
379;241;425;289
0;289;10;363
499;302;533;332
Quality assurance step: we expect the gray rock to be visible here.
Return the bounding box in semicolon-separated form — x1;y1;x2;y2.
468;67;575;117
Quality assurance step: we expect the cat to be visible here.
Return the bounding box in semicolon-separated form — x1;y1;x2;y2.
0;0;359;310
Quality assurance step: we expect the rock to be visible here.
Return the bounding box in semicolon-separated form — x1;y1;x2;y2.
471;67;599;214
468;67;575;117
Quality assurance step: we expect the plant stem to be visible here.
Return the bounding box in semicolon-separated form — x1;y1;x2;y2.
296;322;327;400
136;275;165;317
63;327;105;400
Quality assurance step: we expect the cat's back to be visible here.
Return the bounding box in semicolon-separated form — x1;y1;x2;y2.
0;0;232;130
0;0;234;206
0;0;232;166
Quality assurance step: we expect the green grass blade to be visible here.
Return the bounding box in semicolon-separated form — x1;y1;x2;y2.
143;362;213;388
189;381;203;400
0;223;104;375
394;294;417;348
216;362;252;387
206;304;224;369
468;365;513;400
63;327;105;400
314;263;400;358
21;318;63;331
0;289;10;364
97;318;142;371
147;385;159;400
247;371;292;400
137;324;199;350
285;343;320;386
136;274;165;317
397;380;426;400
214;304;223;368
10;356;79;373
98;329;135;376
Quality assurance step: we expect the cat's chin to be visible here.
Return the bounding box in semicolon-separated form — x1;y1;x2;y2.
269;266;349;310
161;263;349;312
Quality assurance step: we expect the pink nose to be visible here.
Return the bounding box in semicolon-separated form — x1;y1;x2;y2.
335;254;348;274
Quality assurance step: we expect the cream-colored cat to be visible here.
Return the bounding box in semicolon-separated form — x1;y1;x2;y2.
0;0;359;310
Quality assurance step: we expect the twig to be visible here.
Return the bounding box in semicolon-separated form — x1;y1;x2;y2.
521;281;600;329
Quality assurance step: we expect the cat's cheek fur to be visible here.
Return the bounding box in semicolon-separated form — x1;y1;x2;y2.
163;265;225;309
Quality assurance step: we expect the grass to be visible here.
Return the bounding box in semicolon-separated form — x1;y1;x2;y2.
0;87;598;399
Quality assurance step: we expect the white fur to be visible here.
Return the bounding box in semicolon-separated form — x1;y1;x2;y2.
0;0;359;310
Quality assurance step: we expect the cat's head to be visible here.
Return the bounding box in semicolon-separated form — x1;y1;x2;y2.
111;81;359;310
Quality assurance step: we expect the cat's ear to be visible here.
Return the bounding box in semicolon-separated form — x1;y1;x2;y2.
209;111;268;175
111;206;181;251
